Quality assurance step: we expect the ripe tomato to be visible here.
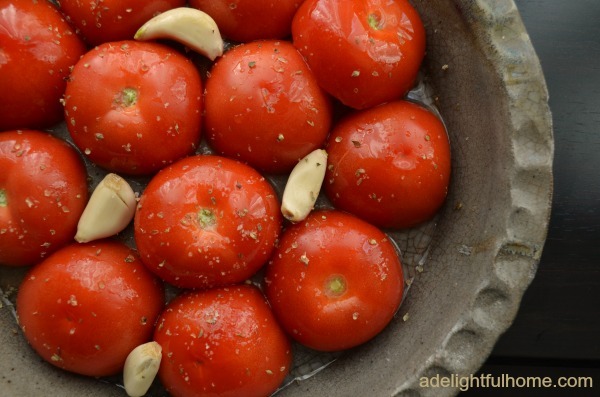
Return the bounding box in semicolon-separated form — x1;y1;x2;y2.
134;155;282;289
16;240;165;377
64;40;203;176
0;0;86;131
155;285;292;397
204;40;332;174
57;0;186;46
324;100;451;229
0;130;88;267
264;210;404;352
189;0;304;42
292;0;426;109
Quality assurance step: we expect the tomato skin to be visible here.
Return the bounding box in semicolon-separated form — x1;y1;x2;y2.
0;130;88;267
64;40;202;176
16;240;165;377
264;210;404;352
205;40;332;174
292;0;426;109
57;0;186;46
0;0;86;130
189;0;304;42
324;100;451;229
134;155;282;289
155;285;292;397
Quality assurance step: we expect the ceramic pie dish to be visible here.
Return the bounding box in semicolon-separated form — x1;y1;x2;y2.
0;0;553;396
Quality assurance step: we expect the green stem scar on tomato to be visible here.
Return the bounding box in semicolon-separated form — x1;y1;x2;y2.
114;87;138;108
197;208;216;229
325;274;347;297
0;189;7;207
368;12;383;30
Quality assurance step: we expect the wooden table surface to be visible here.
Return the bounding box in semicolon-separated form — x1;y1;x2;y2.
462;0;600;395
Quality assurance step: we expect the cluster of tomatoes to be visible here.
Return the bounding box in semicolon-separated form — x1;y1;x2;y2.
1;1;452;396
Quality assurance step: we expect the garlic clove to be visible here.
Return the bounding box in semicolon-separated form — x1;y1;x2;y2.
123;341;162;397
281;149;328;222
75;173;137;243
134;7;224;61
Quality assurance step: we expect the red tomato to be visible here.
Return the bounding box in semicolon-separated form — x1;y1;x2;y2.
324;100;451;229
189;0;304;42
292;0;426;109
204;40;332;174
64;40;202;176
0;0;86;130
155;285;292;397
57;0;186;46
264;210;404;351
134;155;282;289
0;130;88;267
16;240;165;377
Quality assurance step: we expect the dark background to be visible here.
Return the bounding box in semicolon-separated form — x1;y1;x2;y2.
462;0;600;396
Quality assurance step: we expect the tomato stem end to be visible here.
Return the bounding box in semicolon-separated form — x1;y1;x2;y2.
368;12;383;30
115;87;139;108
0;189;7;207
325;274;347;297
197;208;216;229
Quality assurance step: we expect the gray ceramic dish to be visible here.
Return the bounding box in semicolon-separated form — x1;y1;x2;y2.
0;0;553;396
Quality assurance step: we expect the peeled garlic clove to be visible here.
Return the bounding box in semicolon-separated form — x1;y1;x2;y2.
123;341;162;397
75;173;137;243
134;7;224;61
281;149;328;222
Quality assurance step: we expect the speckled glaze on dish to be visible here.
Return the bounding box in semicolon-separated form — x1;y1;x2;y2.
0;0;553;396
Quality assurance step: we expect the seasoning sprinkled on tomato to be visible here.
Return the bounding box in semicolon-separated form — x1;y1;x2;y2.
292;0;426;109
0;0;86;130
325;100;451;229
264;210;404;351
155;285;292;397
64;40;203;176
134;155;282;289
0;130;88;267
16;241;165;377
204;40;332;174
